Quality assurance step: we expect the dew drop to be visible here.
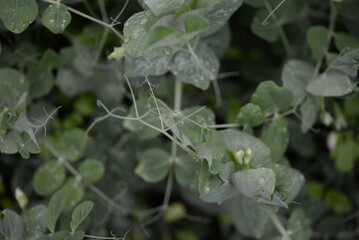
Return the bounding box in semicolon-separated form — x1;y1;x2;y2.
124;22;129;27
124;37;130;43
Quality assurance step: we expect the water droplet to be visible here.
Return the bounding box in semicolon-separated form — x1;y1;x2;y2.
124;37;130;43
165;50;171;55
124;22;129;27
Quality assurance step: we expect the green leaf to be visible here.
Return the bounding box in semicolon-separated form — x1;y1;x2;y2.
331;136;359;172
224;195;269;238
199;182;236;203
0;68;28;107
41;3;72;34
34;161;66;196
45;189;67;233
198;160;221;195
220;130;272;167
231;168;276;200
70;201;94;232
78;159;105;183
281;60;314;105
270;164;305;204
251;81;294;115
183;14;209;34
251;9;279;43
28;64;54;99
174;153;200;188
332;49;359;77
334;33;359;51
306;26;328;61
300;95;320;133
236;103;265;127
205;0;243;34
123;11;183;57
261;117;289;162
143;0;184;16
306;71;354;97
203;24;231;58
124;55;172;77
62;178;85;210
287;208;312;240
57;128;87;162
324;189;353;215
170;42;219;90
0;0;38;33
135;148;171;183
23;205;47;240
0;209;24;240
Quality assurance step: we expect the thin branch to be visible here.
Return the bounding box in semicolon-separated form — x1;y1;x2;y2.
270;215;292;240
39;0;123;40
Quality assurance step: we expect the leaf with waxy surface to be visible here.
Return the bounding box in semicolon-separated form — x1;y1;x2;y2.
34;161;66;196
307;71;354;97
261;117;289;162
281;59;314;105
62;177;85;210
251;81;294;115
135;148;171;183
170;42;219;90
220;130;272;167
41;3;71;34
232;168;276;200
143;0;184;16
0;0;38;33
287;208;312;240
78;159;104;183
0;68;28;107
236;103;265;127
0;209;24;240
56;128;87;162
307;26;328;61
251;9;279;42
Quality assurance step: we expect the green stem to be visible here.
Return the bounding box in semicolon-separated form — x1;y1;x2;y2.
270;215;292;240
171;78;183;157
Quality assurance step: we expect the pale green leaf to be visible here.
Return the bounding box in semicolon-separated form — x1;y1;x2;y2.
34;161;66;196
143;0;184;16
220;129;272;167
300;95;320;133
124;55;171;77
231;168;276;200
306;71;354;97
0;68;28;107
0;209;24;240
306;26;328;61
41;3;71;34
251;9;279;43
64;231;85;240
281;60;314;105
45;189;67;233
70;201;94;232
174;153;200;188
332;49;359;77
62;178;85;210
0;0;38;33
224;195;269;238
251;81;294;114
170;42;219;90
135;148;171;183
287;208;312;240
78;159;105;183
23;205;47;240
236;103;265;127
56;128;87;162
261;117;289;162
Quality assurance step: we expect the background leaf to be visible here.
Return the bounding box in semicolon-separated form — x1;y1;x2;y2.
70;201;94;232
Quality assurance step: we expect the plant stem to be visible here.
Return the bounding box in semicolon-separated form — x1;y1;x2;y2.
39;0;123;40
264;0;293;57
270;215;292;240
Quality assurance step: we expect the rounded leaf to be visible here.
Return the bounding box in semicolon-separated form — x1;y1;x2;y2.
34;161;66;196
78;159;105;183
41;3;72;34
56;128;87;162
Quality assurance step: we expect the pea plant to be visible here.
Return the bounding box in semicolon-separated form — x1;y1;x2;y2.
1;0;359;239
